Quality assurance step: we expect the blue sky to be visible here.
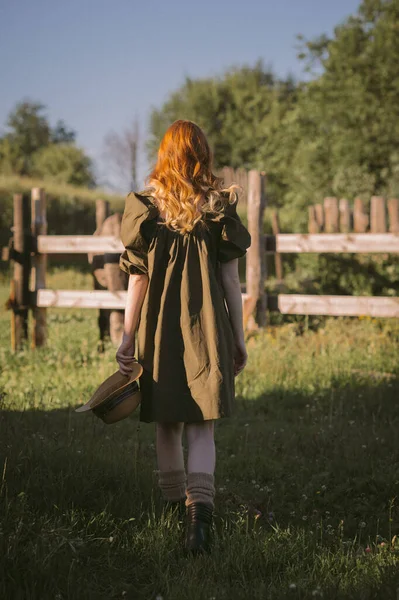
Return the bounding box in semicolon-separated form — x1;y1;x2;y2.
0;0;360;192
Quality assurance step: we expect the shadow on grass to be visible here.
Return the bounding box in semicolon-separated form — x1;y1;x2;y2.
1;374;398;529
1;375;399;599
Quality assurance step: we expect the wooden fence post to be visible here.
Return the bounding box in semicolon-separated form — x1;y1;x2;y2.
308;205;320;233
339;198;351;232
246;170;267;329
324;197;339;232
220;166;235;188
387;198;399;233
11;193;31;351
353;198;369;232
370;197;387;233
271;210;284;280
315;203;324;232
31;187;47;348
96;199;110;230
236;168;249;202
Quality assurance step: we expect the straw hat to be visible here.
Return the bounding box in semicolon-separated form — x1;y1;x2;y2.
75;361;143;424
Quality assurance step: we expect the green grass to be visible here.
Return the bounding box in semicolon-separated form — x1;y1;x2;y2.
0;268;399;599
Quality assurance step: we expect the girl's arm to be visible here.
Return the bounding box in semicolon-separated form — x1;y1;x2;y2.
220;258;248;376
116;273;149;376
220;259;245;344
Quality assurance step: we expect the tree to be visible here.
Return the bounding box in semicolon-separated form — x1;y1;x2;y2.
294;0;399;201
32;143;94;187
4;101;51;175
0;99;94;187
148;0;399;212
103;118;140;191
51;120;76;144
147;61;298;204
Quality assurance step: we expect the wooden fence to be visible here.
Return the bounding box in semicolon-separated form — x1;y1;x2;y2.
308;196;399;234
2;175;399;351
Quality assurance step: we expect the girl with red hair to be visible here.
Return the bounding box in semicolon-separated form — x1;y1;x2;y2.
116;120;251;554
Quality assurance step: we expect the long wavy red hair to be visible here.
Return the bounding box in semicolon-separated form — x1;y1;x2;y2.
145;120;239;234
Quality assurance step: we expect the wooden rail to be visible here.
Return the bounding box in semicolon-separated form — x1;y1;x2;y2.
37;235;124;254
37;233;399;255
264;233;398;254
35;290;399;318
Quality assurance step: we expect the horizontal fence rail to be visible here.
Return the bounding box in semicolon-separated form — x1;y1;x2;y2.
269;294;399;318
37;233;399;255
35;290;399;318
265;233;399;254
37;235;124;254
36;289;128;309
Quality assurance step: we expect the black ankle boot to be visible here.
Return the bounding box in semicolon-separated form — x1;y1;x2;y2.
184;502;213;555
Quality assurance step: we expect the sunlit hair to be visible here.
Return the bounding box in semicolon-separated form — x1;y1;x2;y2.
144;120;241;234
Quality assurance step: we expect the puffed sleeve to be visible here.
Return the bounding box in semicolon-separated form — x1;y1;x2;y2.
218;196;251;263
119;192;156;275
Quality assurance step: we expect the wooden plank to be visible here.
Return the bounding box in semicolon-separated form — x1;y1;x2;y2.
246;170;267;328
37;289;128;309
324;197;339;232
371;196;387;233
339;198;351;232
36;289;398;318
264;233;399;253
269;294;399;318
237;167;248;198
388;198;399;233
38;233;399;255
353;198;369;232
31;187;47;348
221;166;235;188
38;235;124;254
308;205;320;233
96;199;110;230
314;204;324;231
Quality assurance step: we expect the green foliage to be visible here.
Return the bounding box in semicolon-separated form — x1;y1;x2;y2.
149;0;399;213
147;61;298;205
50;119;76;144
31;143;94;187
0;100;94;187
294;0;399;204
278;253;399;297
4;101;50;175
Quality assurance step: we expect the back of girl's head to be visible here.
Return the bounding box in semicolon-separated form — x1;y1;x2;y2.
146;120;239;234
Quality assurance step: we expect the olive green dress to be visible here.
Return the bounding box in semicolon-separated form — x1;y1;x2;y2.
119;190;251;423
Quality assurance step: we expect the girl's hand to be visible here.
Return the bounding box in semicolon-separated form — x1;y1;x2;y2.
233;338;248;377
116;335;136;376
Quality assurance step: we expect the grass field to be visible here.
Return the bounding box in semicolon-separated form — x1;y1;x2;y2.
1;268;399;599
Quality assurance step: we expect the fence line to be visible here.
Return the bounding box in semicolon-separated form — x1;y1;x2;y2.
35;290;398;318
35;233;399;255
308;196;399;234
2;179;399;351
